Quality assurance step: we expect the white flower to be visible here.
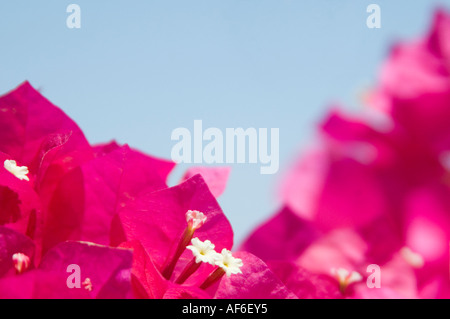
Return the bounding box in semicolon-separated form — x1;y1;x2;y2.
185;210;207;230
186;237;218;265
400;247;424;268
331;267;363;286
82;278;93;292
4;160;29;181
12;252;30;274
215;248;243;277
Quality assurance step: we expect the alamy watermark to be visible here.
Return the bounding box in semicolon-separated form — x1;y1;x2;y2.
366;4;381;29
65;4;381;30
171;120;279;175
66;4;81;29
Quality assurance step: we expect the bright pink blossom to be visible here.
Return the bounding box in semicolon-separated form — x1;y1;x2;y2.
244;10;450;299
112;174;294;299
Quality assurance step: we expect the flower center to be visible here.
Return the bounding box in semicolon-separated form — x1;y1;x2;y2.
400;247;424;268
82;278;93;291
12;253;30;274
175;237;218;284
161;211;243;289
4;160;30;181
199;248;243;290
331;267;362;294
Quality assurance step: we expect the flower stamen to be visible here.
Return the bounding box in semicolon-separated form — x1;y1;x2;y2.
161;210;207;280
12;253;30;274
400;247;424;268
331;267;362;294
82;278;93;292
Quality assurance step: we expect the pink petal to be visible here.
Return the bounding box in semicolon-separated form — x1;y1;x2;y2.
0;269;90;299
42;144;174;253
0;226;35;278
213;252;297;299
297;229;367;275
163;283;211;299
180;166;231;198
39;241;133;299
404;186;450;264
0;152;40;236
267;261;341;299
119;240;168;299
0;82;89;167
281;147;386;231
240;206;320;262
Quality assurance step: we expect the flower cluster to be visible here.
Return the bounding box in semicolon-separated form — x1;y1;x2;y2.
241;10;450;299
0;82;293;299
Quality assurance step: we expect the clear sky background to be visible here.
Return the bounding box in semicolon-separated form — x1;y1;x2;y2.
1;0;449;245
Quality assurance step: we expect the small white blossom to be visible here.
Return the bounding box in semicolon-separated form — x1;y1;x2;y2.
215;248;243;277
82;278;93;292
4;160;29;181
400;247;424;268
331;267;363;287
12;252;30;274
186;237;218;265
186;210;207;230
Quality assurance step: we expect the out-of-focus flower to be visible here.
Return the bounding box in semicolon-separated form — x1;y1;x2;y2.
372;9;450;154
242;10;450;299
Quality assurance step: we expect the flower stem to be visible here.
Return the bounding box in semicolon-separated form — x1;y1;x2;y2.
175;257;201;284
200;267;225;290
161;227;195;280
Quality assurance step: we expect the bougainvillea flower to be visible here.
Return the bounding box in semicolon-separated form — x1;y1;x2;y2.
0;82;177;254
371;10;450;154
374;10;450;101
1;81;281;299
401;186;450;298
240;206;320;262
300;229;422;299
112;174;233;295
112;174;234;276
111;174;295;298
272;227;419;299
279;145;387;231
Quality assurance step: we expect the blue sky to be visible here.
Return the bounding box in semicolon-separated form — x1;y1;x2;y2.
1;0;449;245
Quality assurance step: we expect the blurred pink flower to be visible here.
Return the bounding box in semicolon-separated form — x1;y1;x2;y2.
372;9;450;154
243;10;450;299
